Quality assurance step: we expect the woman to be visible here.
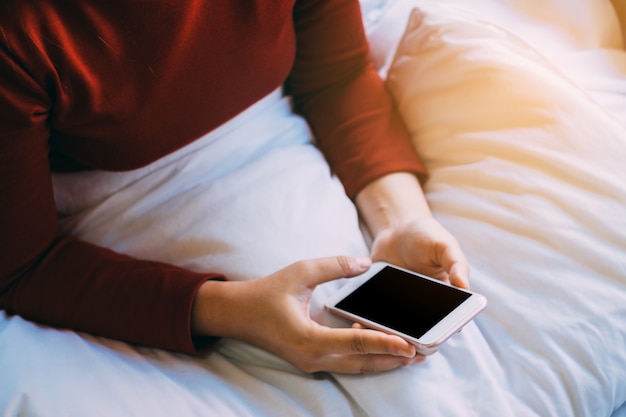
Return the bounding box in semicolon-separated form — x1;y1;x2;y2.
0;0;468;375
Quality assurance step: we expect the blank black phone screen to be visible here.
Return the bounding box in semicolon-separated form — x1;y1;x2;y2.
335;266;471;339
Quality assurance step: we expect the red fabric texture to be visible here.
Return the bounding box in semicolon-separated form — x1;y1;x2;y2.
0;0;426;353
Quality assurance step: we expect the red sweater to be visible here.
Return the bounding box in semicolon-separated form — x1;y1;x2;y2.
0;0;425;353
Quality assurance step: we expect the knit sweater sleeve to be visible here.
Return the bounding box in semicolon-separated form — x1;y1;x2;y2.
0;29;219;354
287;0;427;199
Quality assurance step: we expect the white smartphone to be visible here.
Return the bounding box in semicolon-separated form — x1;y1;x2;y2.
325;261;487;355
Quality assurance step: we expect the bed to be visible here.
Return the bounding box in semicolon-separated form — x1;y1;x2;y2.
2;0;625;416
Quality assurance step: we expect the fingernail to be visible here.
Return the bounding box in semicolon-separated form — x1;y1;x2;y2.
356;257;372;269
399;345;417;358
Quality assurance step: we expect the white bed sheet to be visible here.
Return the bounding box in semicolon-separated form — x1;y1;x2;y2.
2;1;626;416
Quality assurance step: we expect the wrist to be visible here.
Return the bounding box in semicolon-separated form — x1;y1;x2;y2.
355;172;432;237
191;279;252;339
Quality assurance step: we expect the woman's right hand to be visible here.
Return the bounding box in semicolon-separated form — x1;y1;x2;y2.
191;256;425;374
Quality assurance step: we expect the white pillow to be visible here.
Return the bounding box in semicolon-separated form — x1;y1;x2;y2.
368;0;626;77
386;6;626;176
386;7;626;416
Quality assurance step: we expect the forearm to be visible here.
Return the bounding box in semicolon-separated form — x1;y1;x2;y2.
355;172;432;238
287;0;426;198
0;234;215;354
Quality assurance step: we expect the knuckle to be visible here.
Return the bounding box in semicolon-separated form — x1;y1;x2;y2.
293;333;314;353
335;255;353;276
350;334;367;354
295;352;324;374
293;259;314;275
434;239;450;257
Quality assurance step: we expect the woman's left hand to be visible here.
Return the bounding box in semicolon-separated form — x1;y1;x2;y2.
355;172;470;289
369;216;470;289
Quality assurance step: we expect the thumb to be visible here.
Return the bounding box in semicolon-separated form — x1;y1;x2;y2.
440;244;470;289
298;256;371;288
448;260;470;289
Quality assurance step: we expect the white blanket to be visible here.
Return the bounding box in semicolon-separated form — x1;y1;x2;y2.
2;1;626;416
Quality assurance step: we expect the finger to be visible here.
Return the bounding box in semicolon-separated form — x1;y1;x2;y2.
440;243;470;289
314;326;417;358
316;352;426;375
449;260;470;289
295;256;371;288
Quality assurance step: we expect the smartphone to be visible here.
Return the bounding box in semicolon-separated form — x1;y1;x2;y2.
325;262;487;355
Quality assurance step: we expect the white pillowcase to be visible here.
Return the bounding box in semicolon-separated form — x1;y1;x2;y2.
386;6;626;178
